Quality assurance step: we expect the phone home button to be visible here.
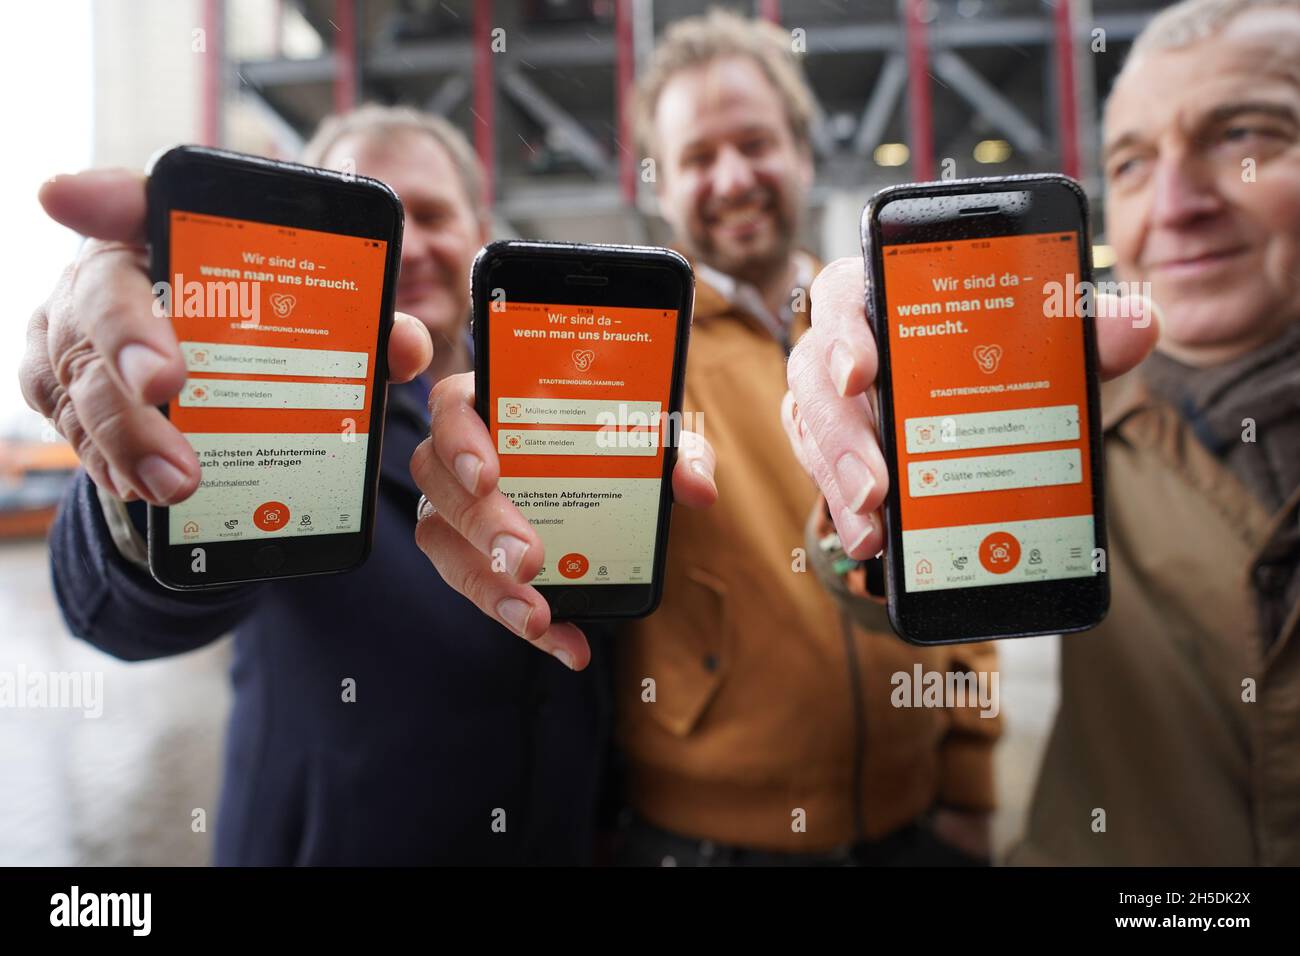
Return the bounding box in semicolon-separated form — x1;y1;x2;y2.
553;590;589;618
254;544;285;574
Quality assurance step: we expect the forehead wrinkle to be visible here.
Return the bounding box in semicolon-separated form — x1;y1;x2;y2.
1105;41;1300;151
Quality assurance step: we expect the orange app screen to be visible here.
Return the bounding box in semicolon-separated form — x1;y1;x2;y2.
165;210;388;546
882;231;1096;592
489;301;678;586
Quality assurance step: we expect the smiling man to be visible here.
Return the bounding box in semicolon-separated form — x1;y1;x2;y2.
1013;0;1300;865
26;106;625;865
785;0;1300;866
415;8;1003;866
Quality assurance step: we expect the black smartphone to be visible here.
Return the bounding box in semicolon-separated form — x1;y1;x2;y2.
862;174;1108;643
471;240;693;620
145;145;404;589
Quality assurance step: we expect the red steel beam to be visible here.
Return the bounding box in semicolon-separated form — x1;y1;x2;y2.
615;0;636;204
201;0;223;146
903;0;934;182
334;0;357;114
1053;0;1081;179
473;0;495;208
273;0;284;57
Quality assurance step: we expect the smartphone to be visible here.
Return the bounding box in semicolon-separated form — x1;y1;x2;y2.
145;145;403;589
862;174;1107;643
471;240;693;620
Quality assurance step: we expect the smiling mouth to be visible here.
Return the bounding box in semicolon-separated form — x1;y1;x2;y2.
398;280;441;299
705;197;774;236
1149;246;1250;276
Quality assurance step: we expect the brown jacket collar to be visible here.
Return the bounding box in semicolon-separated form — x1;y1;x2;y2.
679;248;821;342
1101;368;1155;434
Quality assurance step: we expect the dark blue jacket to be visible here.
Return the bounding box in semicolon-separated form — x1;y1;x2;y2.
48;378;612;865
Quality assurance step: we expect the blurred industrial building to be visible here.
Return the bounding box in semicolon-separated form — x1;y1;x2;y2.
3;0;1175;864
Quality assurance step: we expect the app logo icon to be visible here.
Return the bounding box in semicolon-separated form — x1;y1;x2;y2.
973;343;1003;374
571;348;596;372
269;293;297;318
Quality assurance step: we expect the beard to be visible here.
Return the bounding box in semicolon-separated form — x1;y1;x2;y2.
686;186;800;286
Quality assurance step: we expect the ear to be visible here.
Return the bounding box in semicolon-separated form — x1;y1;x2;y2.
796;141;815;192
649;153;668;203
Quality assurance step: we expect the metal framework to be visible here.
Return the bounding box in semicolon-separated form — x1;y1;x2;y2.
209;0;1169;239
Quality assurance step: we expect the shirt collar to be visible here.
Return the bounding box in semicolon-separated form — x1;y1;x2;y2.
694;251;817;344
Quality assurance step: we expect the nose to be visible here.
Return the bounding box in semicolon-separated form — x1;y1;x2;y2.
1149;148;1224;230
400;223;430;271
709;144;758;201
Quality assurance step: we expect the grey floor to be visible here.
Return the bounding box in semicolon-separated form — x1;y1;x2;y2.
0;537;1059;865
0;540;229;866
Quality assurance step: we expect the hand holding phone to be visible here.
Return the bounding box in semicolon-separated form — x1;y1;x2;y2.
783;175;1161;643
409;241;718;669
142;146;412;588
23;167;432;578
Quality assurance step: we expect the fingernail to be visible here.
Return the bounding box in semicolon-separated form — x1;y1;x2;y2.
829;342;854;397
552;648;576;670
690;458;715;486
453;452;483;494
107;464;132;499
117;344;168;399
496;597;533;637
491;533;530;577
834;452;875;513
137;455;187;502
841;509;876;553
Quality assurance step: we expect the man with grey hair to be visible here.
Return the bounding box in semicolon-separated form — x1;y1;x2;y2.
786;0;1300;865
24;104;717;864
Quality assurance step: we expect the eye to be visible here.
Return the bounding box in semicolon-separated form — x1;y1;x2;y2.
414;206;446;226
1220;124;1270;146
1108;154;1147;182
1220;123;1289;145
1209;121;1295;165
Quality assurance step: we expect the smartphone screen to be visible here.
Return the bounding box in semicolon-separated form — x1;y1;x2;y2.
880;228;1096;595
165;210;389;547
487;299;680;587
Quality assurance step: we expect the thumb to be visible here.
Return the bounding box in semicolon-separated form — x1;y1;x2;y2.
1095;292;1161;382
387;312;435;383
38;169;147;243
671;430;718;509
